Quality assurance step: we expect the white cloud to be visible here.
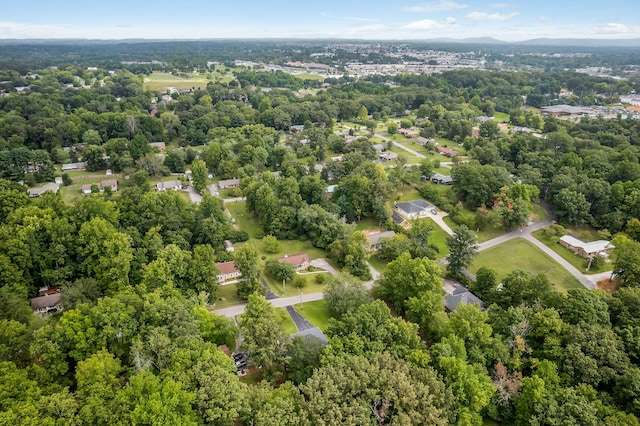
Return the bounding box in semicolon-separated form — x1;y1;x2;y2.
402;1;467;13
345;24;388;35
538;16;550;22
593;22;629;34
466;11;519;21
403;16;457;30
320;12;378;23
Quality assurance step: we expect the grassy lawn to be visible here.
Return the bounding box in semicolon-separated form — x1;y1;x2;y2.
356;217;382;231
443;211;505;243
264;273;328;298
563;224;602;242
143;71;209;91
276;308;298;335
294;73;325;81
532;229;613;274
421;218;451;259
530;203;549;222
368;254;388;274
226;201;261;238
470;239;582;292
494;112;510;122
176;191;192;204
388;145;420;161
294;299;333;331
212;284;245;309
392;184;420;202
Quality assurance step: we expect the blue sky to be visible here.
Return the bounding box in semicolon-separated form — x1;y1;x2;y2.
1;0;639;41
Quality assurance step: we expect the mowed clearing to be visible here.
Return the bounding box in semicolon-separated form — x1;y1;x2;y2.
143;72;210;91
469;238;582;292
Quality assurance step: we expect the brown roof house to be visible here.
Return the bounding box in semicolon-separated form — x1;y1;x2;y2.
30;287;63;317
436;146;457;157
278;253;310;271
215;261;242;283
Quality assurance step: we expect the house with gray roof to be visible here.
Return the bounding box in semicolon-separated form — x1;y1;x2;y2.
431;172;453;185
393;199;434;220
27;182;59;197
290;327;328;345
366;230;396;251
156;180;182;191
444;284;485;312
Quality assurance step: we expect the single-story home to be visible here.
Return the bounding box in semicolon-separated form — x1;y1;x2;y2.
393;199;434;220
540;105;592;117
366;230;396;251
278;253;310;271
398;128;418;138
373;144;386;153
27;182;59;197
150;142;166;151
30;290;63;317
431;172;453;185
325;184;337;197
416;137;433;146
81;184;92;194
379;151;399;162
558;235;615;259
224;240;234;253
61;162;87;171
444;284;485;312
156;180;182;191
436;146;457;157
215;261;242;283
100;179;118;192
477;115;493;123
218;178;240;189
290;327;329;345
290;125;305;133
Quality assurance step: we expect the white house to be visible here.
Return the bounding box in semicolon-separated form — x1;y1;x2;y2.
393;199;434;220
215;261;242;283
156;180;182;191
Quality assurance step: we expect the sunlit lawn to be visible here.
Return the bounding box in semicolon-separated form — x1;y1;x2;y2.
563;224;602;242
212;284;245;309
264;273;329;298
443;212;505;243
143;71;209;91
226;201;261;238
356;217;382;231
294;299;333;331
421;218;450;259
276;308;298;335
494;112;510;122
532;229;612;274
470;239;582;292
530;203;549;222
368;254;388;274
293;73;325;81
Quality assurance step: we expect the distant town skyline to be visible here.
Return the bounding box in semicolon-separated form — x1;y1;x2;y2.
2;0;639;41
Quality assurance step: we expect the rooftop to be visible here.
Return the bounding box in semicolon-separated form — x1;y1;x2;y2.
366;230;396;246
278;253;310;266
394;199;433;214
444;284;485;311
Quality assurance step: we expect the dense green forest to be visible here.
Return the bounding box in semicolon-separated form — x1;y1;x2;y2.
2;43;640;424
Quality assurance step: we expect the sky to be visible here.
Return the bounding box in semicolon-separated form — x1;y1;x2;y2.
1;0;639;41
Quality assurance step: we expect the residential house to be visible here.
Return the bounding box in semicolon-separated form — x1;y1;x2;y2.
393;199;434;220
477;115;493;123
30;287;63;317
289;125;304;133
379;151;399;162
325;184;337;197
444;284;485;312
215;261;242;283
61;162;87;171
558;235;615;259
290;327;329;345
344;135;359;143
398;128;418;138
27;182;59;197
81;184;92;195
366;231;396;251
436;146;457;158
218;178;240;189
416;137;432;146
155;180;182;191
100;179;118;192
373;144;386;153
223;240;235;253
540;105;592;118
150;142;166;151
278;253;310;271
431;172;453;185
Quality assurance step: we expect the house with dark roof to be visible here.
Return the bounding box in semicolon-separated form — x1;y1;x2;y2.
278;253;310;270
365;230;396;251
379;151;399;162
431;172;453;185
444;284;485;312
393;199;434;220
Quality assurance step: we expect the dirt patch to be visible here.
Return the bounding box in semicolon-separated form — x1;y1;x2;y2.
597;278;618;293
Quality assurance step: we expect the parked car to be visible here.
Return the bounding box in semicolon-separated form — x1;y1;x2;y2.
431;208;438;215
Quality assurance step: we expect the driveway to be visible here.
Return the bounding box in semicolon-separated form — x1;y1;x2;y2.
187;186;202;203
286;306;314;332
373;133;426;159
309;259;338;276
430;210;454;236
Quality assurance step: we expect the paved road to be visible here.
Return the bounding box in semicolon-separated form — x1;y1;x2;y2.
260;277;279;300
186;186;202;203
286;306;314;332
373;133;426;159
309;259;338;275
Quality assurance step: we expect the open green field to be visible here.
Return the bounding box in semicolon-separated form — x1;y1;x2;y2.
421;218;451;259
470;239;582;292
276;308;298;335
264;273;328;298
355;217;382;232
226;201;261;238
494;112;510;122
143;72;210;91
532;229;613;274
293;73;325;81
294;299;333;331
212;284;245;309
443;213;505;243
